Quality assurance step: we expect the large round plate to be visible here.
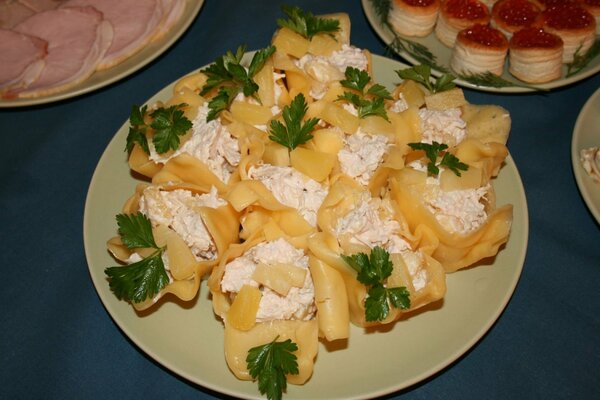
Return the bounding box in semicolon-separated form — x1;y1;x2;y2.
362;0;600;93
83;54;529;399
571;87;600;224
0;0;204;108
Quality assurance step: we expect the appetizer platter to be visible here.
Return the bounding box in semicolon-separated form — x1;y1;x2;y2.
84;7;528;399
362;0;600;93
0;0;204;107
572;86;600;224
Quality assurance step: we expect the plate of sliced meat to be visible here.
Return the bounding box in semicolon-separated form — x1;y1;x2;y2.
0;0;204;107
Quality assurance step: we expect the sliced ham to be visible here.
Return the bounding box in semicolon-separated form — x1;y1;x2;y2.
61;0;163;70
11;6;113;98
18;0;65;12
0;0;35;29
0;28;47;91
152;0;185;41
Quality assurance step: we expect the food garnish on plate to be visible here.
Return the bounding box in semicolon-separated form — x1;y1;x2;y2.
103;6;515;399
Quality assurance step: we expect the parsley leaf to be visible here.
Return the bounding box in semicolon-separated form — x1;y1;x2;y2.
125;104;192;155
277;5;340;40
396;64;456;93
116;213;157;249
247;337;299;400
341;246;410;322
104;213;169;303
338;67;392;120
200;45;276;121
150;105;193;154
269;93;319;150
408;141;469;177
126;105;149;153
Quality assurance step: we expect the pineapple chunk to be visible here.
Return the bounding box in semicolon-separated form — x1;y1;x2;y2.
228;284;262;331
290;147;336;182
312;128;344;155
252;262;307;296
272;27;310;58
440;166;482;191
230;101;272;126
320;102;359;134
308;33;341;56
166;230;197;280
424;87;467;110
319;12;351;44
263;142;291;166
394;79;425;108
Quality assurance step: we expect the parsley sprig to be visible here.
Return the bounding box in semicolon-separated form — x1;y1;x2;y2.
396;65;456;94
277;5;340;40
104;213;169;303
126;104;192;155
342;246;410;322
269;93;319;150
338;66;392;120
200;45;276;121
408;141;469;177
247;336;299;400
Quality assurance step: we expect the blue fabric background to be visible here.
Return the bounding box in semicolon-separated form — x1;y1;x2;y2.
1;0;598;399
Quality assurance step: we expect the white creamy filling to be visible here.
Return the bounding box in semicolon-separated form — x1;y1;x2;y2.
580;147;600;183
334;193;427;291
408;161;490;234
248;164;328;226
138;186;226;260
220;238;316;322
295;44;368;98
338;128;390;186
149;103;240;183
389;95;409;113
419;107;467;147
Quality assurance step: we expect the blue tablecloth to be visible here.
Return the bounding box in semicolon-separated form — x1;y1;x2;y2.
1;0;599;399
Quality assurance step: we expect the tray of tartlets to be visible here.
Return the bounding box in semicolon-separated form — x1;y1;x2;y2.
363;0;600;92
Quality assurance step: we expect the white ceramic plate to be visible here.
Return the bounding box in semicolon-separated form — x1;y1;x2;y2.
571;87;600;224
0;0;204;108
83;54;529;399
362;0;600;93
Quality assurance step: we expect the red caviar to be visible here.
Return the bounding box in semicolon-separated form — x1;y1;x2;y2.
511;27;564;47
494;0;541;27
444;0;490;19
458;23;509;47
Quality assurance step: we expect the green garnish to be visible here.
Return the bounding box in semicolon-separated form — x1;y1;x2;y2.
338;66;392;120
269;93;319;150
277;5;340;40
104;213;169;303
342;246;410;322
396;65;456;94
200;45;276;121
458;71;544;91
247;336;299;400
126;104;192;155
566;39;600;78
408;141;469;177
